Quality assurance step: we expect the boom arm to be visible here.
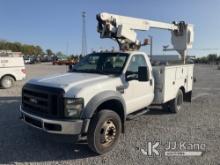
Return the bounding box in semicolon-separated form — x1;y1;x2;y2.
96;12;194;63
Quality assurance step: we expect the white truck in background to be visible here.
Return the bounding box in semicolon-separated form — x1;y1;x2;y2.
0;56;26;88
20;12;194;154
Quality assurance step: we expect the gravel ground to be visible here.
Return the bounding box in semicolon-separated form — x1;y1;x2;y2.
0;63;219;165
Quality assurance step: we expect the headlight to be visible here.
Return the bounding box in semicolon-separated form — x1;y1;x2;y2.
64;98;84;118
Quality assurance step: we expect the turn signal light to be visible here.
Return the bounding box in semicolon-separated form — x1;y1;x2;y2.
21;69;26;74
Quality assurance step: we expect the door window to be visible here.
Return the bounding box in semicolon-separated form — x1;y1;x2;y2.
127;55;147;73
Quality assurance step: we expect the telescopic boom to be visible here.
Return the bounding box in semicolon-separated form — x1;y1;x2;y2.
96;12;194;63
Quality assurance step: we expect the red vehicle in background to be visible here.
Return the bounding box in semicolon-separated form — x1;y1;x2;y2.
52;59;78;65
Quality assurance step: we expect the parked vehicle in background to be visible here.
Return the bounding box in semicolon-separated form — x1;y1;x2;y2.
24;57;31;64
52;59;77;65
0;56;26;88
29;57;38;64
40;55;55;62
52;59;62;65
23;56;41;64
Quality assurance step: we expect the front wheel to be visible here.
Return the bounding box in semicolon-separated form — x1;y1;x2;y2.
87;110;122;154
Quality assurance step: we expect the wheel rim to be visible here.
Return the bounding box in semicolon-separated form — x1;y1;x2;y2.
100;119;117;145
3;78;12;88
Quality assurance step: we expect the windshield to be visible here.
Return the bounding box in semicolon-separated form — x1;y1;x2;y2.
71;53;129;75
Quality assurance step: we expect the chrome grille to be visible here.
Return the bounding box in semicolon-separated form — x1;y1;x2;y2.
22;84;64;118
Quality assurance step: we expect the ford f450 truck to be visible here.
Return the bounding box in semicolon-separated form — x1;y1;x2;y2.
20;12;194;154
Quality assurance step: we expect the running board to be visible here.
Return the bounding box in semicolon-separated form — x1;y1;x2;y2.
126;108;149;120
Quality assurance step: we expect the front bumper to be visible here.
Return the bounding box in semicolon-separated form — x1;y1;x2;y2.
20;106;83;135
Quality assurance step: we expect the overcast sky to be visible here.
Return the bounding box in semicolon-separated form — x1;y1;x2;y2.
0;0;220;56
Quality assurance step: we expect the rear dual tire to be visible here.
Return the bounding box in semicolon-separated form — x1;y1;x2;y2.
162;89;183;113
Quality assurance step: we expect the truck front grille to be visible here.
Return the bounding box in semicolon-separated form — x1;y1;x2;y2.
22;84;64;119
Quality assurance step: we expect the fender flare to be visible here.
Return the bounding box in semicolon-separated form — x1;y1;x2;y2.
81;90;126;120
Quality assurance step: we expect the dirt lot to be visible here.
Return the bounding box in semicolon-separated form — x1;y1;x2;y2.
0;64;219;165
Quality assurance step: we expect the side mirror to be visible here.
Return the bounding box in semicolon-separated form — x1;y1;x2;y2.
138;66;149;82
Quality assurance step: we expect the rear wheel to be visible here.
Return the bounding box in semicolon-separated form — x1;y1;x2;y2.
0;75;15;89
87;110;122;154
163;89;183;113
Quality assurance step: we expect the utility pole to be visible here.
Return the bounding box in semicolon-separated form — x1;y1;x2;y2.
81;11;87;56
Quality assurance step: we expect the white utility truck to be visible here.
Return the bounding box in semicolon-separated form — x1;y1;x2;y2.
0;55;26;88
20;13;194;154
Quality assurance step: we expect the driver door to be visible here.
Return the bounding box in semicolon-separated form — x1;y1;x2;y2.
123;54;153;114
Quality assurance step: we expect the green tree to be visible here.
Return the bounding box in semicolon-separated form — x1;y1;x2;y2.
35;46;43;56
217;55;220;64
46;49;53;56
207;54;217;64
195;56;208;64
0;40;53;57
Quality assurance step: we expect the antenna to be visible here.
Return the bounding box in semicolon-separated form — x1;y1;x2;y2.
81;11;87;56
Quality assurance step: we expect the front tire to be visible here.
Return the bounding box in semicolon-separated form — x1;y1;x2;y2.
87;110;122;154
0;75;15;89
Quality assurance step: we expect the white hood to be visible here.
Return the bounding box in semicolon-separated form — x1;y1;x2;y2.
28;72;111;90
27;72;124;105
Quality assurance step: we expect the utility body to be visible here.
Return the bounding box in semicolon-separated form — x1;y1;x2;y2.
20;12;194;154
